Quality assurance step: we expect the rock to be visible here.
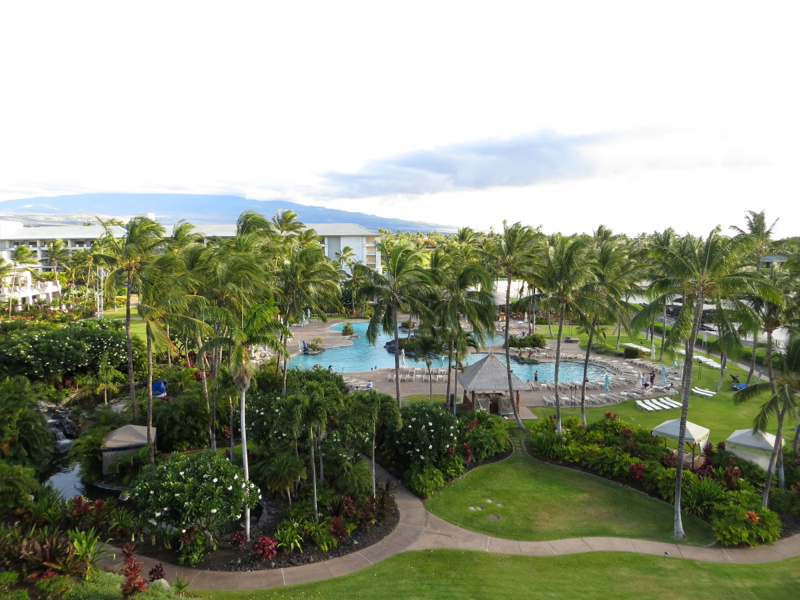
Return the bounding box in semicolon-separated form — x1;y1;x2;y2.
151;579;170;591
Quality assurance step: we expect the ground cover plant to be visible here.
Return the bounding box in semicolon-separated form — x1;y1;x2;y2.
525;414;788;546
426;427;715;545
189;549;800;600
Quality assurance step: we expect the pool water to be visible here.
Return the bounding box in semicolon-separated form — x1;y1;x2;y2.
289;322;609;382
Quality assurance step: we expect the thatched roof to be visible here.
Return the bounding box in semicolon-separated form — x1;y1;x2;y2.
457;353;527;392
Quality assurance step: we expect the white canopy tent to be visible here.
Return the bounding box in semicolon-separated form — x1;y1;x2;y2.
651;419;710;467
726;429;783;472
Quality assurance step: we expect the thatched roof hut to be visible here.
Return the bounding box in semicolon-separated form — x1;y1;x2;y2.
457;353;524;415
458;353;526;392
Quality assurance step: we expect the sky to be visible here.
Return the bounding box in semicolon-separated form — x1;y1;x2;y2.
1;1;798;237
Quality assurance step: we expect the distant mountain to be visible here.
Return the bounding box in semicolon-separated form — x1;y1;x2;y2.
0;193;456;233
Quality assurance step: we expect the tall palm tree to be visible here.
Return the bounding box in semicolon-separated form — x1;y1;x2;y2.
201;302;289;540
99;217;165;420
483;222;541;429
637;228;779;539
731;210;779;384
360;242;435;406
347;391;401;495
734;337;800;507
43;238;69;306
529;235;595;434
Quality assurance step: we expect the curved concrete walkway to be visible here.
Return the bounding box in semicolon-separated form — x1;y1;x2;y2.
98;460;800;592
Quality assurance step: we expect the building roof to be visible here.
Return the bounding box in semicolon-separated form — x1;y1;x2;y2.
0;224;126;241
189;223;380;238
457;353;527;392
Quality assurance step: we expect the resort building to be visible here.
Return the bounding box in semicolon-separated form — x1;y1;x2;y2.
0;218;382;309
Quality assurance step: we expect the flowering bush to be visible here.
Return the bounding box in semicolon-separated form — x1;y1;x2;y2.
130;450;259;548
628;463;644;482
383;404;459;471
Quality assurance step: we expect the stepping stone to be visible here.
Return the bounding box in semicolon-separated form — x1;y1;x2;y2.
489;514;501;520
486;499;493;503
497;503;504;507
469;506;476;511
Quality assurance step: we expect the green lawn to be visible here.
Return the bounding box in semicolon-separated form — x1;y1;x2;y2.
403;393;447;404
191;550;800;600
425;428;715;546
103;306;147;341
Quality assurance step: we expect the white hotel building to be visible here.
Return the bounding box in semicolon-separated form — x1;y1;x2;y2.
0;219;381;310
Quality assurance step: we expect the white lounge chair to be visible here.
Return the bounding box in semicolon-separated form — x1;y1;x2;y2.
636;400;655;412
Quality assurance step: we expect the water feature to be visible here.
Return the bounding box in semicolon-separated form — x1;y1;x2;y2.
289;322;610;382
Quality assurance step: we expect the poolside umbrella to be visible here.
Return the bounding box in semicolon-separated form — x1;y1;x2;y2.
651;419;710;467
726;429;784;473
673;357;677;368
401;348;405;365
661;365;667;382
603;374;610;392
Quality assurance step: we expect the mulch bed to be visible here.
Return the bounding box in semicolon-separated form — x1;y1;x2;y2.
136;498;399;572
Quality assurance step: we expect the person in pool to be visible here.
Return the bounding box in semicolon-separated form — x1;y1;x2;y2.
534;371;538;382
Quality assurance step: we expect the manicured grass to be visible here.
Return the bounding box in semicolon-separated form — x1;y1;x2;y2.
403;394;447;404
103;306;147;341
191;550;800;600
425;428;715;546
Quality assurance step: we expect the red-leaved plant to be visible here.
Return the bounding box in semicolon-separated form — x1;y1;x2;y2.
330;517;348;541
71;495;92;519
148;563;166;582
628;463;645;482
252;536;278;561
231;531;246;549
121;543;148;599
461;442;474;463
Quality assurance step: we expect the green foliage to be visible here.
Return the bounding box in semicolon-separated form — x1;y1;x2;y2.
459;411;509;462
527;430;565;461
0;461;38;512
383;403;459;472
767;487;800;516
506;333;546;349
623;346;643;359
404;465;446;498
68;527;115;574
151;390;210;452
341;322;355;336
0;570;19;593
0;319;133;383
65;570;124;600
711;492;782;547
36;574;74;600
130;450;259;543
4;590;28;600
275;520;304;553
0;376;53;470
683;477;726;519
110;446;152;485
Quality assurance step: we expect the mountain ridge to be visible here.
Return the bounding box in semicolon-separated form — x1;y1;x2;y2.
0;193;456;233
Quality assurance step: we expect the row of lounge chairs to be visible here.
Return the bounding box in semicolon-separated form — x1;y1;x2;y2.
635;397;681;412
692;387;716;397
387;367;447;382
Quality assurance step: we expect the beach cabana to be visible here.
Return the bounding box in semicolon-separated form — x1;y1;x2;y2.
726;429;783;472
457;353;525;415
651;419;710;467
101;425;156;478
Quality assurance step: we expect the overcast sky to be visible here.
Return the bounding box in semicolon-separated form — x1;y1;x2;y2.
1;1;797;237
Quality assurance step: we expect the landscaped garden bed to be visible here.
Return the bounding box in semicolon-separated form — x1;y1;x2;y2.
525;412;799;546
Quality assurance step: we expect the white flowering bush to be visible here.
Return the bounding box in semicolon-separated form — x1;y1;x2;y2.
130;451;259;545
383;404;459;470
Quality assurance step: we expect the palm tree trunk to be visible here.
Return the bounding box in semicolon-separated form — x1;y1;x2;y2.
554;303;566;435
392;300;401;407
659;304;667;361
239;387;250;541
763;408;785;506
765;330;784;491
673;293;705;540
505;275;525;430
196;335;214;451
125;273;137;421
371;423;377;496
309;430;318;520
715;353;727;393
318;434;324;483
146;324;155;466
428;365;433;404
229;397;235;462
580;324;594;426
165;323;172;368
747;327;759;385
445;338;453;411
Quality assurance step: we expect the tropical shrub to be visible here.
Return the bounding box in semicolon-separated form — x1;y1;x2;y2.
506;333;546;349
623;346;642;359
710;492;782;547
404;465;445;498
383;404;459;473
459;411;508;462
0;462;39;512
768;486;800;516
275;520;304;553
341;322;355;336
528;429;566;461
36;573;75;600
130;450;260;551
683;477;726;519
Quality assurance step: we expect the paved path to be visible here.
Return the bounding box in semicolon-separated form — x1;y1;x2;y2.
100;464;800;592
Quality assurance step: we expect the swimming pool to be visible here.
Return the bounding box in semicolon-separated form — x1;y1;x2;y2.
288;322;609;382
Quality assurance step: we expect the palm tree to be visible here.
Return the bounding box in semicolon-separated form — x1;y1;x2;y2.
253;452;306;506
201;302;289;541
76;352;124;405
42;238;69;307
347;391;401;495
529;235;595;435
99;217;165;420
637;228;779;539
734;337;800;507
483;222;541;429
360;242;435;406
731;210;780;384
412;334;444;404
